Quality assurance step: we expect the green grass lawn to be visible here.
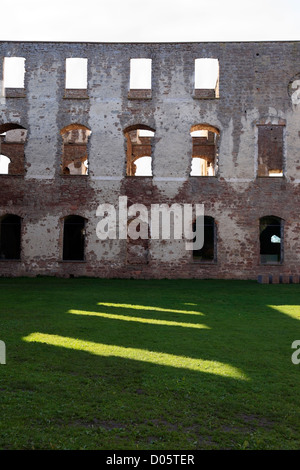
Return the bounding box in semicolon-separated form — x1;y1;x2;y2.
0;277;300;450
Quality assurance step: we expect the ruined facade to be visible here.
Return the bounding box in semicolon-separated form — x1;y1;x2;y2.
0;40;300;280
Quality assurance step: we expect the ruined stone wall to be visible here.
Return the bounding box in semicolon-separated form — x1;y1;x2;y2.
0;41;300;279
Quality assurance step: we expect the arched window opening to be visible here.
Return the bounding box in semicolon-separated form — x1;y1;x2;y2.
63;215;85;261
60;124;91;175
124;126;155;176
190;125;220;176
260;216;283;264
0;124;27;175
0;215;21;260
193;216;216;262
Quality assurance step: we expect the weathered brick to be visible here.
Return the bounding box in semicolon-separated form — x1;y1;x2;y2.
271;275;280;284
280;275;290;284
0;41;299;279
258;275;270;284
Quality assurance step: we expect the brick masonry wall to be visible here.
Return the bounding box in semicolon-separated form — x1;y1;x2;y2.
0;41;300;279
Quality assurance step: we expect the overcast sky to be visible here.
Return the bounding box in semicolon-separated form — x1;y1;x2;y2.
0;0;299;43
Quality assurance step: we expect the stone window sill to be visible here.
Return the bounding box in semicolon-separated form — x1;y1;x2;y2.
193;89;218;99
60;174;89;178
193;260;217;264
64;89;89;99
3;88;26;98
128;89;152;100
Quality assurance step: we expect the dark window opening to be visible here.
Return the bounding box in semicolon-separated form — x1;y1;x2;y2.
63;215;85;261
260;216;283;264
193;216;215;261
257;125;284;177
0;215;21;260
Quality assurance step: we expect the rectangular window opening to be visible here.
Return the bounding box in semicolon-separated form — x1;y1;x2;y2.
130;58;152;90
193;217;216;262
260;217;283;264
128;59;152;99
3;57;25;89
65;58;88;90
194;58;219;99
125;128;154;176
190;129;219;176
257;125;284;177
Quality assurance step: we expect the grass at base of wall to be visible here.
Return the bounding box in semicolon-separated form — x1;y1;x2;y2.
0;277;300;450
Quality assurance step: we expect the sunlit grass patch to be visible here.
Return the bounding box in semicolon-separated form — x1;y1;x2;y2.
68;309;209;329
1;277;300;450
268;305;300;320
97;302;205;316
23;332;247;380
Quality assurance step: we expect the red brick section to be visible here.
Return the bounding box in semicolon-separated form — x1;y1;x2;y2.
128;89;152;100
280;274;290;284
62;144;87;171
4;88;26;98
193;89;216;99
257;275;270;284
64;89;88;99
257;125;284;176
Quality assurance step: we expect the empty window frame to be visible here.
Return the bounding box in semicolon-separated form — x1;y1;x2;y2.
0;214;21;260
193;216;216;262
124;125;155;176
190;124;220;176
128;59;152;99
0;124;27;175
257;125;284;177
60;124;91;175
63;215;85;261
65;58;88;89
3;57;25;89
260;216;283;264
194;58;219;99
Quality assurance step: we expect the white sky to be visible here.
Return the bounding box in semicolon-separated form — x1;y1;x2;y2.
0;0;299;42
